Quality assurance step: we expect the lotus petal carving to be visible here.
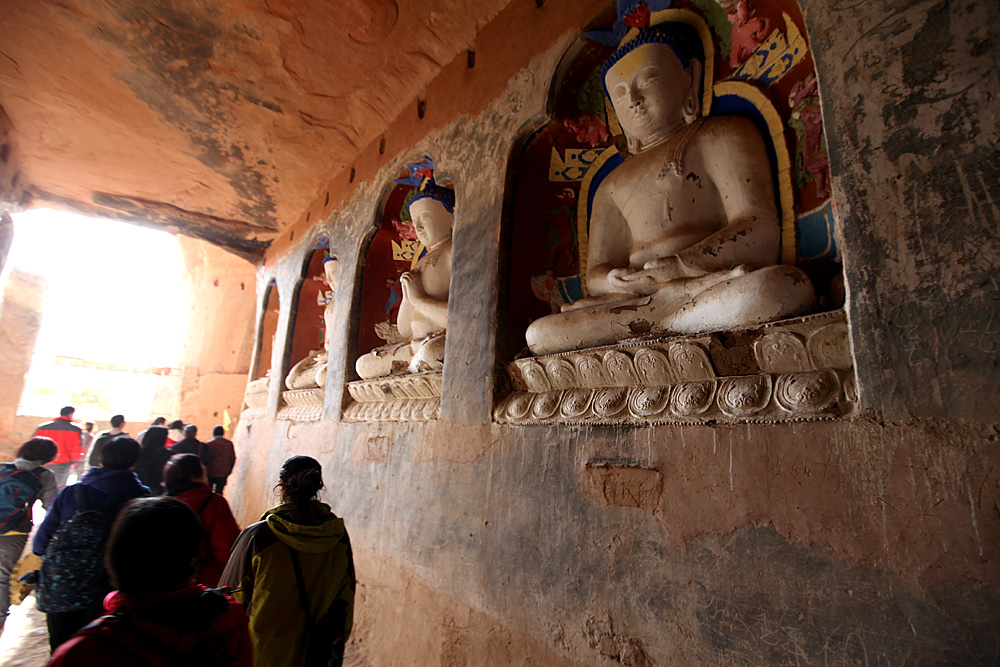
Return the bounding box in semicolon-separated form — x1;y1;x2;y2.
671;381;716;416
532;391;562;419
668;343;715;381
718;375;772;416
628;386;671;418
754;332;809;373
546;359;579;389
604;351;639;386
560;389;593;418
634;348;674;386
520;361;552;393
593;387;629;417
576;354;608;387
775;370;840;414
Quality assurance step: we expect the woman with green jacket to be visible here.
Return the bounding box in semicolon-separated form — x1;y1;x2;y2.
220;456;355;667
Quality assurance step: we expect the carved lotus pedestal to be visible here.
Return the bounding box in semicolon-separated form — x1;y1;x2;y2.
277;387;325;422
343;371;442;422
496;310;856;426
241;389;269;422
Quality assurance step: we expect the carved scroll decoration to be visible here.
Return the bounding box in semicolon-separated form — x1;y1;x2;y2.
498;311;855;426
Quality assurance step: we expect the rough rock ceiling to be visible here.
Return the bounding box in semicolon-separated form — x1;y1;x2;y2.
0;0;512;259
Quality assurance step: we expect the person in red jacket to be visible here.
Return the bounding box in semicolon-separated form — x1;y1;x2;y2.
32;406;83;488
163;454;240;587
46;496;251;666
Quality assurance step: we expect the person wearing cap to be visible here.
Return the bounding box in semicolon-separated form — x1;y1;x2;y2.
219;456;355;667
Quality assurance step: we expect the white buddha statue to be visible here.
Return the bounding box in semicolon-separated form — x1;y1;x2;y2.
284;255;337;392
355;181;454;379
285;349;328;390
320;256;337;353
525;25;814;356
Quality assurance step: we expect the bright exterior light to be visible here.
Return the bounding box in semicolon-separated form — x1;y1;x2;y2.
6;209;187;422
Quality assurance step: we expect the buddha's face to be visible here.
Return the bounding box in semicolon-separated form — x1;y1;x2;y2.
323;257;337;291
605;43;694;149
408;197;453;248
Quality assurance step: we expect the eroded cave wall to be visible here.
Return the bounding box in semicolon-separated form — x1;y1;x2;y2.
174;237;257;434
228;1;999;665
0;269;45;456
805;0;1000;422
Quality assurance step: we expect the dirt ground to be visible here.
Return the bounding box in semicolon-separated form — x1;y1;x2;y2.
0;595;49;667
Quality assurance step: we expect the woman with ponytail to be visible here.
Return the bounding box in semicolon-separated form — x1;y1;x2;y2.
219;456;355;667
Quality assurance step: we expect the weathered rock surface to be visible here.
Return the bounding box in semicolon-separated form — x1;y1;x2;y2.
0;0;512;257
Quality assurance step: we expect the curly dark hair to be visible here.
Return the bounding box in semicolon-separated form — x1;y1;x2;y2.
16;437;58;464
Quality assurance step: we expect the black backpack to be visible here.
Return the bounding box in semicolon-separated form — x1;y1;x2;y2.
0;463;44;533
35;485;120;613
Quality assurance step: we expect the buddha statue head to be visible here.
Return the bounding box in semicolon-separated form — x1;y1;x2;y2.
407;178;455;249
322;256;338;293
602;24;704;154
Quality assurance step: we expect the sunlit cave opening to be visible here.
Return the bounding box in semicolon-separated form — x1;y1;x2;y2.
2;209;188;447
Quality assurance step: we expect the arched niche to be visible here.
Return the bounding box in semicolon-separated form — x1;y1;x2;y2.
496;0;850;427
500;29;616;359
354;181;421;366
280;235;335;419
342;159;453;422
244;279;279;412
354;161;455;372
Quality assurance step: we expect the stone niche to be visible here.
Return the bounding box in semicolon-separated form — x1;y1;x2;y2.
278;237;334;422
344;161;454;423
242;280;279;420
496;1;848;426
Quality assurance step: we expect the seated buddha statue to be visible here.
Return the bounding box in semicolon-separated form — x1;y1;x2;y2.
355;180;454;379
284;256;337;392
285;348;328;390
525;24;814;357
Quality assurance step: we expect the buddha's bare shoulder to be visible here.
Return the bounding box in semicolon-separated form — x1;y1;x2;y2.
693;115;765;149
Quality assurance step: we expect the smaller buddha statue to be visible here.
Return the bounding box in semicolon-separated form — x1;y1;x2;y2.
320;255;338;353
285;349;328;390
355;178;454;379
245;369;270;397
525;22;814;356
283;255;337;393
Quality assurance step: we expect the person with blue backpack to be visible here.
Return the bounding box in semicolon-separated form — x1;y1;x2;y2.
32;436;150;651
0;437;59;636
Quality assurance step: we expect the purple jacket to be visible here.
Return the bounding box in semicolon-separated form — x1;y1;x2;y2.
33;466;150;556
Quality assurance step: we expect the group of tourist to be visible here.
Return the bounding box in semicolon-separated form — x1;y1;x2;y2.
29;408;238;495
0;407;355;666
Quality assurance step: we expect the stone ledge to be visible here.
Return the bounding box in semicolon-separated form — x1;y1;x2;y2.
497;310;855;426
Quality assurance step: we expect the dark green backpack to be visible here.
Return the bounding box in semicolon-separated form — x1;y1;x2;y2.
35;485;119;613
